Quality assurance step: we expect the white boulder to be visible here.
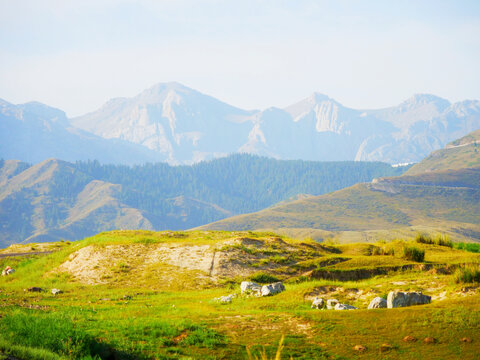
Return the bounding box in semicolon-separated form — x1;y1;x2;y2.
311;297;325;309
387;291;431;308
326;299;339;309
261;282;285;297
368;297;387;309
241;281;262;295
215;295;233;304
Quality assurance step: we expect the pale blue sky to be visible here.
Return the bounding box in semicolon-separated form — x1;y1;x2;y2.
1;0;479;116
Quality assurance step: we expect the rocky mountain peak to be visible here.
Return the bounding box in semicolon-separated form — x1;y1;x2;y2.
400;94;450;111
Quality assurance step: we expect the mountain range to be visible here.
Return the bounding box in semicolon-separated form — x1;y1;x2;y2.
2;82;480;164
0;155;404;246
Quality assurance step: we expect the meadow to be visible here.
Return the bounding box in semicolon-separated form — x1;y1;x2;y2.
0;230;479;359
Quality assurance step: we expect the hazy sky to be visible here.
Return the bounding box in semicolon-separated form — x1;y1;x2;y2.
1;0;479;116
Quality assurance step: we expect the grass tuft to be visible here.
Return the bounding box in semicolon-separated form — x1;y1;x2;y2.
403;246;425;262
415;233;453;248
247;335;285;360
454;265;480;283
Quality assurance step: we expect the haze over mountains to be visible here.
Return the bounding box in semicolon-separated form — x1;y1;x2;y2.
2;82;480;165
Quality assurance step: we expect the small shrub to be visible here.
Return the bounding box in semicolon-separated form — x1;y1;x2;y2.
250;273;279;284
403;246;425;262
370;245;395;256
434;234;453;248
454;265;480;283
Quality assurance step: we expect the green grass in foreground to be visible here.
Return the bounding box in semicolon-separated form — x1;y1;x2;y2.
0;230;479;359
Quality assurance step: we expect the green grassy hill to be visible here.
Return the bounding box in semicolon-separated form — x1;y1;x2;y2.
0;230;479;359
406;129;480;175
201;130;480;242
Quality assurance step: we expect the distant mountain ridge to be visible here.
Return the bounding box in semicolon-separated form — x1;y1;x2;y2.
71;83;480;164
2;82;479;165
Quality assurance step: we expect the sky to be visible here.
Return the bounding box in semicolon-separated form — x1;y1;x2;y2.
1;0;479;117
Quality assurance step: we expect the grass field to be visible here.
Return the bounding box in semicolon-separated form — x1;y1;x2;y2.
0;230;479;359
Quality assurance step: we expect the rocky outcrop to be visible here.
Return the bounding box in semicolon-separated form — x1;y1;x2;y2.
387;291;431;308
261;282;285;296
368;297;387;309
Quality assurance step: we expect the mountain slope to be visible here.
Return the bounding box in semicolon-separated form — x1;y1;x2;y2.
0;99;162;164
201;130;480;242
0;159;153;245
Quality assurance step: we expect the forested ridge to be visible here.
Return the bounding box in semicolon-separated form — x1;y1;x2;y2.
73;154;408;214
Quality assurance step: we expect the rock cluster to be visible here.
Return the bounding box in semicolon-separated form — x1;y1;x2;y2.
311;298;357;310
312;291;431;311
217;281;286;304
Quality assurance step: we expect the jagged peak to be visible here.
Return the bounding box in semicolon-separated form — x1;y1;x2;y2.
308;92;331;103
142;82;194;96
400;94;450;109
